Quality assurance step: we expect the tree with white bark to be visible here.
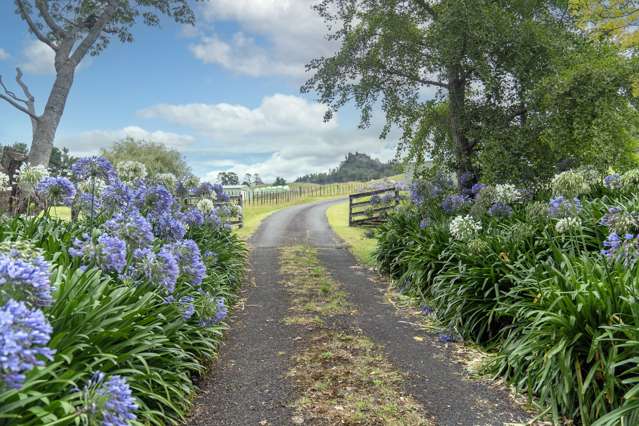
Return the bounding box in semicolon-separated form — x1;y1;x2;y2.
0;0;199;167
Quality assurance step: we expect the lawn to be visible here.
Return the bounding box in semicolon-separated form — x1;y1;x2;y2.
326;201;377;266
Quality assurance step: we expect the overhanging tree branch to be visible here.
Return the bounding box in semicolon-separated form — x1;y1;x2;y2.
383;66;448;89
15;0;57;50
35;0;66;38
70;1;119;64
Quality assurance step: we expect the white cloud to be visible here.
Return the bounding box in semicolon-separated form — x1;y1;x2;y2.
0;49;9;61
192;0;335;77
138;94;396;182
20;40;55;74
56;126;195;157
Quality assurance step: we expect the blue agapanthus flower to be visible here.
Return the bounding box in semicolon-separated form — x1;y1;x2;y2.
604;174;622;190
101;181;134;212
180;208;204;227
471;183;486;195
69;234;127;275
134;184;174;214
548;196;582;218
0;299;54;389
84;372;138;426
488;202;513;218
179;296;195;320
105;210;154;249
76;192;102;218
0;251;52;307
601;232;639;266
149;211;186;242
36;176;76;206
71;156;116;183
441;194;471;214
193;182;215;197
169;239;206;286
131;246;179;294
419;218;430;229
199;297;228;327
212;183;230;202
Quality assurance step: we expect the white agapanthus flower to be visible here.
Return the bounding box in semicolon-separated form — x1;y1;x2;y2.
117;160;147;182
555;217;582;234
16;163;49;192
449;215;482;241
197;198;215;214
551;170;591;198
494;184;521;204
155;173;177;190
0;171;10;191
77;177;107;195
621;169;639;190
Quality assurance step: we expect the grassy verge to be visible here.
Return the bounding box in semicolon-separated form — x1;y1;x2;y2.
325;201;377;266
236;195;345;240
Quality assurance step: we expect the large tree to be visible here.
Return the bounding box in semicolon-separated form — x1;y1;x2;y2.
101;137;191;178
304;0;637;188
0;0;198;167
570;0;639;48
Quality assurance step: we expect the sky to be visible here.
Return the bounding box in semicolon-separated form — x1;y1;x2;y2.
0;1;398;183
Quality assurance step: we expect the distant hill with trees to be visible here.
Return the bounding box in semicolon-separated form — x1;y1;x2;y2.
296;152;400;184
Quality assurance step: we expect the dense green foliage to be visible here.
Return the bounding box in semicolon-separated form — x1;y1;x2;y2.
101;138;191;178
304;0;639;188
375;170;639;424
0;215;246;425
296;152;399;184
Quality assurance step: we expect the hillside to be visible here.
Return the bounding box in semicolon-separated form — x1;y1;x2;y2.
296;152;400;184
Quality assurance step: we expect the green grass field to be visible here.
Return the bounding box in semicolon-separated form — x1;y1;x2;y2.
326;201;377;266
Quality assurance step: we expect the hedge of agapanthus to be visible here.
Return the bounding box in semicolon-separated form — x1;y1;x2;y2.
376;167;639;425
0;157;246;425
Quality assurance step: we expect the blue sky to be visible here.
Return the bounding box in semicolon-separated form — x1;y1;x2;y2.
0;1;397;182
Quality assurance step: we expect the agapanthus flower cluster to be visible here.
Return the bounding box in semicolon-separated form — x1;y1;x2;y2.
621;169;639;190
196;199;215;215
116;161;147;183
70;234;127;275
442;194;471;214
131;247;179;294
82;371;138;426
154;173;177;192
100;181;134;213
0;250;52;307
179;296;195;320
603;174;622;190
602;233;639;266
180;208;204;227
0;171;10;191
199;297;228;327
0;299;54;389
493;184;521;204
71;156;116;183
470;183;486;196
36;176;76;206
77;178;108;196
134;184;174;214
599;207;639;235
449;215;482;241
149;211;186;242
16;163;49;192
105;210;154;249
555;217;582;234
419;217;430;229
76;192;103;218
170;239;206;286
548;196;582;218
551;170;591;198
488;202;513;218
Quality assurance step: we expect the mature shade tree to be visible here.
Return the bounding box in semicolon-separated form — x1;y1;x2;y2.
217;171;240;185
571;0;639;48
273;177;287;186
101;138;191;178
0;0;199;167
253;173;264;186
242;173;253;187
304;0;638;187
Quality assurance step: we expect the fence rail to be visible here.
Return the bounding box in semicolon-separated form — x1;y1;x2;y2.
349;187;400;227
241;183;366;207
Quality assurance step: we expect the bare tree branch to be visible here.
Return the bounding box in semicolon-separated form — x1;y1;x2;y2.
0;67;38;119
15;0;57;50
35;0;66;38
70;1;119;64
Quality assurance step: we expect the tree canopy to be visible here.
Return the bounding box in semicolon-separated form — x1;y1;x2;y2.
304;0;639;188
101;138;191;178
296;152;399;184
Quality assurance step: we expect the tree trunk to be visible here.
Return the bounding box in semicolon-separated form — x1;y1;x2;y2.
28;65;75;166
447;65;474;189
